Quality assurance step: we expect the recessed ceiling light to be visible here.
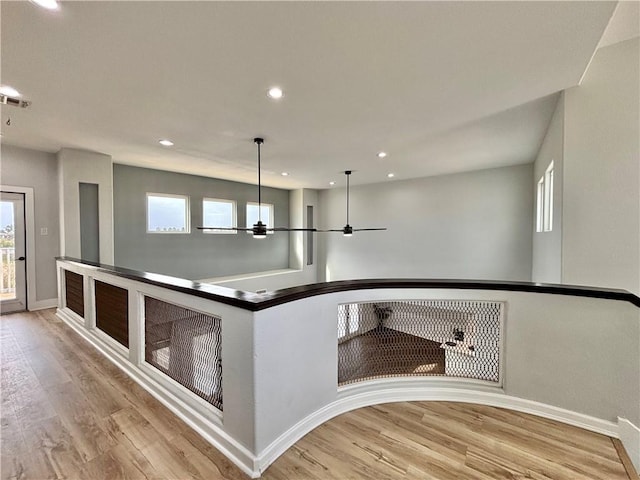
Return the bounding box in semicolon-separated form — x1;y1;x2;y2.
159;139;174;147
377;152;387;158
267;87;284;99
387;173;395;178
329;181;336;186
0;86;21;97
30;0;59;10
281;172;289;176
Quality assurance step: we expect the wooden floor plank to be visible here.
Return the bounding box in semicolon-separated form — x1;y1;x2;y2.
20;415;87;480
613;438;640;480
1;309;634;480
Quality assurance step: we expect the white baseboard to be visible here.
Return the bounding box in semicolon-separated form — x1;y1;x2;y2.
256;382;619;475
56;308;261;478
29;298;58;311
618;417;640;473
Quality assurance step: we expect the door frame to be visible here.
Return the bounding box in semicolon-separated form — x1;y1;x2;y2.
1;185;36;310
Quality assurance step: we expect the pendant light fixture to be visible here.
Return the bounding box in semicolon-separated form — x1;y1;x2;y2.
318;170;387;236
198;137;316;238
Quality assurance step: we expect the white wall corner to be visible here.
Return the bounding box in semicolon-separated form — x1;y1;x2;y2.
618;417;640;474
57;148;114;264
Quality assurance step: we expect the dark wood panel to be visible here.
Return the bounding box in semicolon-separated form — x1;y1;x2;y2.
57;257;640;311
95;281;129;348
64;270;84;318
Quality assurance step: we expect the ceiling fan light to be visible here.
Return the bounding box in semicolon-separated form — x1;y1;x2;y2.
253;221;268;238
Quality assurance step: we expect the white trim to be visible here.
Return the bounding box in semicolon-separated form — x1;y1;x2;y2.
256;379;618;475
56;307;260;478
1;185;36;310
618;417;640;473
28;298;58;311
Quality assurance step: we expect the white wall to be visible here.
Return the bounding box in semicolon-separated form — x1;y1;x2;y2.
532;95;564;283
58;148;114;264
250;288;639;460
563;38;640;295
318;164;533;282
0;145;60;303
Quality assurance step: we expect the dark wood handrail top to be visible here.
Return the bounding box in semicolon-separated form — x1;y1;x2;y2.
57;257;640;311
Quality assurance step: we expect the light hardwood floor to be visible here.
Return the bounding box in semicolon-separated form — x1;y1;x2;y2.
1;309;635;480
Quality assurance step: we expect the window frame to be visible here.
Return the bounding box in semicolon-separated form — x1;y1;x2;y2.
246;202;274;234
202;197;237;234
543;161;554;232
535;160;554;233
146;192;190;234
536;177;544;233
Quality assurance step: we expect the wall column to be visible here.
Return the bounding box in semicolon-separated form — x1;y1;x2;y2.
58;148;114;264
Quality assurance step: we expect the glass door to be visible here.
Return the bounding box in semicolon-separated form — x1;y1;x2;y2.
0;192;26;313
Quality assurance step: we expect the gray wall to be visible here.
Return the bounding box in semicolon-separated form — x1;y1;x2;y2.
532;94;564;283
0;144;60;302
318;164;533;282
113;164;290;279
563;38;640;296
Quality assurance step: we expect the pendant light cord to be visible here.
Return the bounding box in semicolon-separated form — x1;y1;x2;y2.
258;141;262;222
346;172;350;225
344;170;353;226
254;137;264;224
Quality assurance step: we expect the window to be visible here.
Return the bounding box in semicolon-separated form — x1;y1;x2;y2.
146;193;190;233
202;198;236;234
536;161;554;232
246;202;274;233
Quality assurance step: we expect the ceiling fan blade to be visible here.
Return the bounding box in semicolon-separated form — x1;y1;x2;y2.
270;227;318;232
197;226;253;231
353;228;388;231
316;229;346;232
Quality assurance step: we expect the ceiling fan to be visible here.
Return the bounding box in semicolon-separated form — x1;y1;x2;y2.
197;137;316;238
318;170;387;236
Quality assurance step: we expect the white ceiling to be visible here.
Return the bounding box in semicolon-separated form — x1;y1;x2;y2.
1;1;619;189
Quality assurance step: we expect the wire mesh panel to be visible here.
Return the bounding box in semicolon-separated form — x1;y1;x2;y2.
338;300;503;386
144;296;223;411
